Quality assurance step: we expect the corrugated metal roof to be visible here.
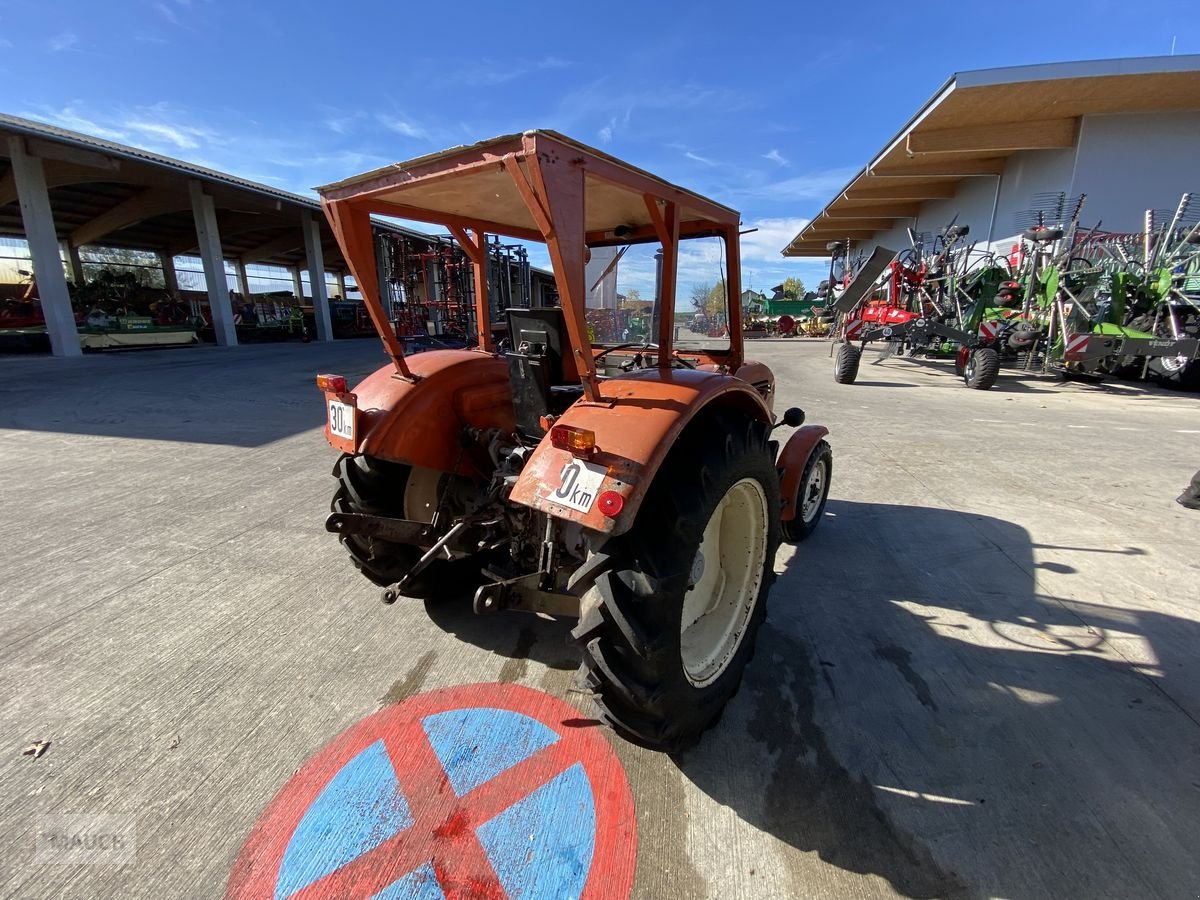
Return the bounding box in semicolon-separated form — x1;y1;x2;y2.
0;112;322;210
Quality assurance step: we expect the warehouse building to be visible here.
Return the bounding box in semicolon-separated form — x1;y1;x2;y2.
2;114;554;357
783;55;1200;262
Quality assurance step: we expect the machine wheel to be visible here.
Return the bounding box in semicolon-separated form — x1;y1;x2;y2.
570;413;780;751
833;344;861;384
963;347;1000;390
1147;355;1200;390
331;454;479;597
781;440;832;543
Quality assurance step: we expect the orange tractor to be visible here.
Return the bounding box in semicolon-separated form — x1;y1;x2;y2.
315;131;833;750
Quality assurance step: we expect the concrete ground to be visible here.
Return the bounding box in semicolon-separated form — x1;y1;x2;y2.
1;338;1198;899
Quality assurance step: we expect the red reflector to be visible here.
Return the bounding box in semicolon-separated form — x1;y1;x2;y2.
317;373;347;393
597;490;624;518
550;424;596;457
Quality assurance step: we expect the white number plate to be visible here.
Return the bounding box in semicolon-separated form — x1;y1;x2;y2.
551;458;607;513
328;399;354;441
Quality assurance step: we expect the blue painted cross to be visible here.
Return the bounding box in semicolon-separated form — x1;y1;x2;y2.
274;707;597;899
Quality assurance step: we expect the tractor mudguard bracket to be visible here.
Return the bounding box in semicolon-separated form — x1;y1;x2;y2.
777;425;830;522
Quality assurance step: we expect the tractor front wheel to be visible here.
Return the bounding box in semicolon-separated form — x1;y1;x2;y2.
834;344;861;384
781;440;832;543
570;413;780;751
963;347;1000;390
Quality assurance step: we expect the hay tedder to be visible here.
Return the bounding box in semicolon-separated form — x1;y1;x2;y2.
828;192;1200;391
313;132;834;750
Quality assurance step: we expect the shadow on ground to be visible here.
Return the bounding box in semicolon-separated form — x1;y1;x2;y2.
673;499;1200;899
0;341;383;446
423;594;580;675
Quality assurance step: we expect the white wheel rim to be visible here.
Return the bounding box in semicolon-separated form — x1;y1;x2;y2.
801;458;827;523
402;466;442;523
680;478;770;688
1161;354;1187;374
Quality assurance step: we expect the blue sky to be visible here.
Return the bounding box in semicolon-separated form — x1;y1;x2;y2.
3;0;1197;293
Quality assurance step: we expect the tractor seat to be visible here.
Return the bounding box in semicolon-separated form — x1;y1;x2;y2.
549;383;585;412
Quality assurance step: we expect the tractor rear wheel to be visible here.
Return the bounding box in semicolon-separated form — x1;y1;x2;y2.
963;347;1000;390
833;344;861;384
331;454;479;598
781;440;832;543
570;413;780;751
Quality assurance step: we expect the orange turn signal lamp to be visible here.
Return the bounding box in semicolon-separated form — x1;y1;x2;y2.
316;373;348;393
550;424;596;458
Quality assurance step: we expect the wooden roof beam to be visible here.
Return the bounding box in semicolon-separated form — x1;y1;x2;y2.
869;157;1007;177
70;188;188;247
800;227;882;238
907;118;1077;154
823;203;920;219
844;183;957;201
812;217;899;231
240;231;304;265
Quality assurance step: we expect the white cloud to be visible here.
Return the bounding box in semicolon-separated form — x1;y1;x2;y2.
47;33;78;52
739;217;811;263
450;56;571;87
748;166;858;202
763;148;788;166
376;114;428;140
123;120;208;150
684;150;717;166
0;38;13;49
154;2;180;24
325;112;364;135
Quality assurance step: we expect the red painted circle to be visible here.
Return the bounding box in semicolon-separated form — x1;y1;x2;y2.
226;683;636;899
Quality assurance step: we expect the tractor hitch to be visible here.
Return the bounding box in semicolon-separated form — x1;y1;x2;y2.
473;572;580;618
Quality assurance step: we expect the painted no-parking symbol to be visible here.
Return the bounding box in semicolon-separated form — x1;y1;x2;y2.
228;684;636;899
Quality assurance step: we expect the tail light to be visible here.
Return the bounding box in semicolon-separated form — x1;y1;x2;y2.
317;373;347;393
550;425;596;457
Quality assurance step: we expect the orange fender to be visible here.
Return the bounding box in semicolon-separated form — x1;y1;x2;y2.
341;349;515;476
508;368;770;537
778;425;829;522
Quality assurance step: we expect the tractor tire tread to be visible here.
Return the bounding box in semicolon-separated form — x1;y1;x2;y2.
571;410;779;752
834;344;862;384
965;347;1000;390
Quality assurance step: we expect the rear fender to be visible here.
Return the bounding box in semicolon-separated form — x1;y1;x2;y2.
778;425;830;522
508;369;770;536
331;349;515;476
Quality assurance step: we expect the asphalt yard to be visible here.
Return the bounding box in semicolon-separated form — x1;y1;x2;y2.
1;338;1198;899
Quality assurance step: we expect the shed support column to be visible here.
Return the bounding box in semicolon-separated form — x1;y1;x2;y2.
188;180;237;346
302;211;333;341
158;251;179;293
63;240;85;286
8;137;81;357
291;265;304;303
336;271;348;301
234;259;251;298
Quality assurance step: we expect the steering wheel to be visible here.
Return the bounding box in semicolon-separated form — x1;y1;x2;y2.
593;342;697;371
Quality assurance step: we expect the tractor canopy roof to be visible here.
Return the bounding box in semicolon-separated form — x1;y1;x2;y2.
316;131;748;390
316;130;740;243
